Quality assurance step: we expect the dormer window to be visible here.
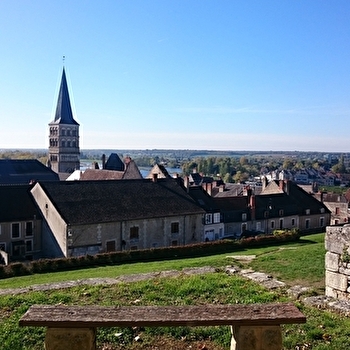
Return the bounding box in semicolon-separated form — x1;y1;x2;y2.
305;209;310;215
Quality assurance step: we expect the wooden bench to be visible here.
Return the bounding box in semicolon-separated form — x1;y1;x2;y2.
19;303;306;350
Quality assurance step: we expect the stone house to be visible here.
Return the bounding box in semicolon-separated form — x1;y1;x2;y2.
314;192;348;225
189;179;331;238
187;186;224;241
257;180;330;234
30;177;205;258
0;185;42;263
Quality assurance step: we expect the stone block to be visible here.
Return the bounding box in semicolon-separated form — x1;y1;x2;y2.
231;325;282;350
325;286;338;298
326;227;350;254
325;252;339;272
45;327;96;350
339;266;350;275
325;270;348;292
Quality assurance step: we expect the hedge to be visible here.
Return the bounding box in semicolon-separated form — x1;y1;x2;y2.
0;230;300;279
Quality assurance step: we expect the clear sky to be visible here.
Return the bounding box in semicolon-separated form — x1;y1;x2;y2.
1;1;350;152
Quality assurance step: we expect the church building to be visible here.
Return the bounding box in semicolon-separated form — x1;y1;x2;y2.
48;67;80;174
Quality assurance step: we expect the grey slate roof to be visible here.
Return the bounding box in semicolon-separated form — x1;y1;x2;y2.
0;184;40;222
104;153;124;171
0;160;59;185
52;68;79;125
36;178;205;225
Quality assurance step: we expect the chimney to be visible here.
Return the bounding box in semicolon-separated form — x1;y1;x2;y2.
284;180;290;195
184;176;190;192
262;176;268;191
219;185;225;193
152;173;158;183
102;154;106;169
279;180;284;191
250;194;256;221
207;183;212;196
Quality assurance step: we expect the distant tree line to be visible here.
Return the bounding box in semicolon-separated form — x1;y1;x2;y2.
0;151;47;165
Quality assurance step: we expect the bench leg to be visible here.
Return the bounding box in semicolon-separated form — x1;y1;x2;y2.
45;327;96;350
230;325;282;350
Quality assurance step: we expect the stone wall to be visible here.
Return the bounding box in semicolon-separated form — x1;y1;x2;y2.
325;226;350;300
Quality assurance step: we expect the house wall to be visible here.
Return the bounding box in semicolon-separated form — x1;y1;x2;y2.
323;201;348;225
31;184;68;257
0;219;42;262
204;223;225;241
298;213;330;232
64;214;204;257
120;214;203;250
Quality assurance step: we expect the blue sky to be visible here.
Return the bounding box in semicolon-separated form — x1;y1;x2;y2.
1;1;350;152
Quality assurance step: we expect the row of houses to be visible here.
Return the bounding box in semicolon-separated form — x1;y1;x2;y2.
0;160;331;263
264;168;349;187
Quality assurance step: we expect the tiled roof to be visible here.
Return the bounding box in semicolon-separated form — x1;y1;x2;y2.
35;178;205;225
80;169;124;180
52;68;79;125
122;160;143;179
0;184;40;222
146;164;171;179
0;159;59;185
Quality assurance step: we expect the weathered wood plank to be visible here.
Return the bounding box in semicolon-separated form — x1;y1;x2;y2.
19;303;306;328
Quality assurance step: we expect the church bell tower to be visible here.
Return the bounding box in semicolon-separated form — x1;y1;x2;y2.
48;67;80;174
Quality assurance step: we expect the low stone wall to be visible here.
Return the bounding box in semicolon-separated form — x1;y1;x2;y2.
325;226;350;300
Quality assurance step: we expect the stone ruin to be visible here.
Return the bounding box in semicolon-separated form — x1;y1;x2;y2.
325;225;350;300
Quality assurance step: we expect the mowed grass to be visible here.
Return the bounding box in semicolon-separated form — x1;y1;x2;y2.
0;233;325;290
247;233;326;290
2;232;347;350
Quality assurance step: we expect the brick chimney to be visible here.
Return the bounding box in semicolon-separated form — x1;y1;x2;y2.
279;180;284;191
207;183;212;196
250;193;256;221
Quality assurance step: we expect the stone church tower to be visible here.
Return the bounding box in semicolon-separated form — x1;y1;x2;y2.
48;67;80;174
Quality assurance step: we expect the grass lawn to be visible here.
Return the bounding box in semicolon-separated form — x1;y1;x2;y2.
0;233;325;290
1;232;347;350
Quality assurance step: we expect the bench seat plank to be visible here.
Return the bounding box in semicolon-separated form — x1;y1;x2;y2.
19;303;306;328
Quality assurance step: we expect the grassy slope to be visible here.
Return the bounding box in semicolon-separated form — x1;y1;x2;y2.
0;233;324;290
2;233;349;350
